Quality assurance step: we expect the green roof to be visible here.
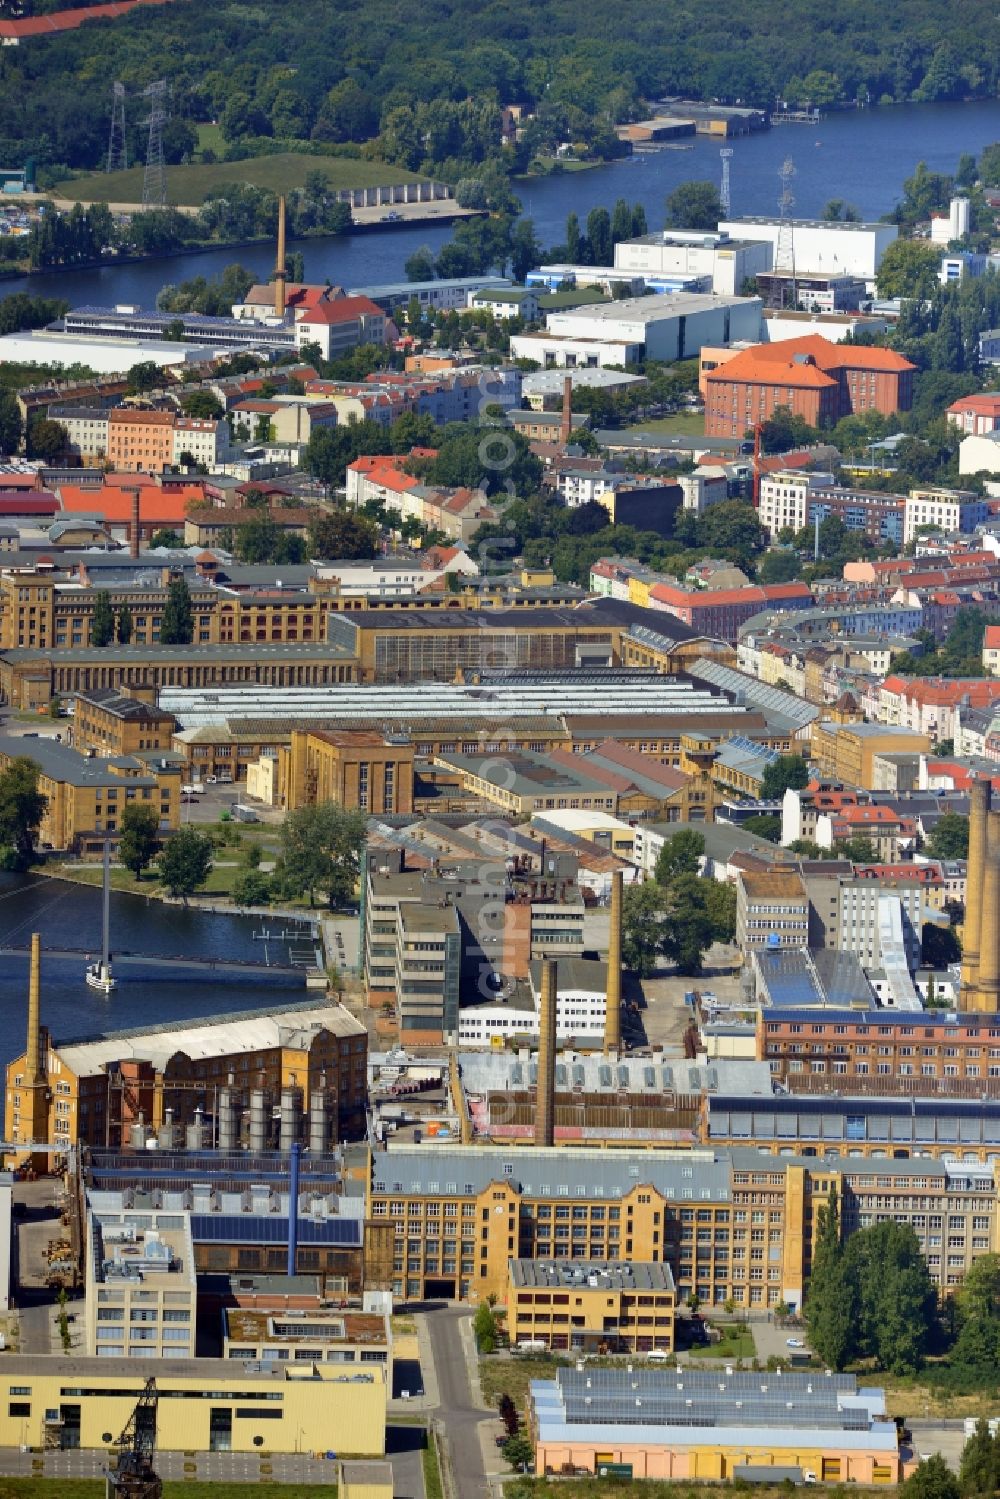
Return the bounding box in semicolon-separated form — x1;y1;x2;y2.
538;288;611;310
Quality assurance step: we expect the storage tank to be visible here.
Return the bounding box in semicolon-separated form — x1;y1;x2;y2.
249;1089;269;1152
309;1085;329;1154
158;1107;178;1150
186;1105;208;1151
129;1113;147;1151
279;1086;302;1152
218;1083;238;1152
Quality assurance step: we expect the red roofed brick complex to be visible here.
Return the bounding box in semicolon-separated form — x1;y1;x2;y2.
648;579;813;644
946;392;1000;435
704;335;915;438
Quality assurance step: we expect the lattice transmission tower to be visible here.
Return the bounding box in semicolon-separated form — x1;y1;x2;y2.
141;79;168;209
774;156;796;308
106;82;128;174
719;148;733;219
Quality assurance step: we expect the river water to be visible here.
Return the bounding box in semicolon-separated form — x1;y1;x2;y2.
0;873;308;1068
6;100;1000;305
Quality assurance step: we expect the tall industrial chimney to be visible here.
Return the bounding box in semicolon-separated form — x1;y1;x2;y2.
559;374;572;446
274;195;288;318
286;1140;301;1276
972;811;1000;1012
604;870;623;1055
130;489;141;559
26;931;43;1085
962;777;990;1000
534;958;557;1147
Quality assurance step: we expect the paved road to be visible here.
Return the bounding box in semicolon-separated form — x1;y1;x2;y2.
426;1307;490;1499
0;1448;344;1484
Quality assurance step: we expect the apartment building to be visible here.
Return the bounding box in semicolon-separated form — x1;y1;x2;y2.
801;870;929;970
506;1258;675;1354
49;405;112;466
647;581;813;645
757;471;906;546
735;869;810;951
903;488;989;544
84;1207;195;1359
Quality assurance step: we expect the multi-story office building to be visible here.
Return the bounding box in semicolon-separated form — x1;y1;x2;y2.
506;1258;676;1354
282;729;415;815
84;1207;196;1359
72;689;176;759
735;869;810;951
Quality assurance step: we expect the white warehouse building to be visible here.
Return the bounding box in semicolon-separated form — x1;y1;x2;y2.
509;292;762;369
455;957;607;1048
717;218;898;283
613;230;773;296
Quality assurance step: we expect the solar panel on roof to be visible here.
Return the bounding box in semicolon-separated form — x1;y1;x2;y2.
190;1215;361;1245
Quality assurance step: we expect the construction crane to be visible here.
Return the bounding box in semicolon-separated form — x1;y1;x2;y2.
106;1377;161;1499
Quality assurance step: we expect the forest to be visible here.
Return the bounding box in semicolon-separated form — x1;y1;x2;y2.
1;0;998;181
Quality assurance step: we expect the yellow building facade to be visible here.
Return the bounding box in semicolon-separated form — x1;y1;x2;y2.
0;1359;386;1456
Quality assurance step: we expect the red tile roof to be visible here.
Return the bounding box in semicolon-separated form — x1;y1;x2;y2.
706;334;915;390
298;296;384;326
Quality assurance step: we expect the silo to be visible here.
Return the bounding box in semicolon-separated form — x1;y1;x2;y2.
249;1089;269;1153
186;1105;207;1151
279;1087;302;1153
218;1083;238;1152
158;1107;178;1150
309;1085;329;1154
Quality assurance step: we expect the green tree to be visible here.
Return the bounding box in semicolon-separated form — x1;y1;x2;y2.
279;803;368;908
181;389;225;420
928;811;969;860
845;1219;937;1374
654;829;704;884
760;755;810;800
622;880;670;977
662;872;717;974
876;239;942;300
836;835;879;863
118;803;160;879
0;757;47;866
404;246;436;283
903;1455;960;1499
698;500;767;563
758;550;801;584
26;418;68;463
90;590;115;648
160;577;194;645
958;1420;1000;1498
126;361;162;394
805;1184;856;1370
0;389;23;455
116;604;133;645
921;922;961;967
743;813;781;842
157;828;213;899
308;510;379;559
665;180;723;231
502;1434;534;1470
149;529;182;549
232;870;272;907
473;1302;498;1353
702;878;737;943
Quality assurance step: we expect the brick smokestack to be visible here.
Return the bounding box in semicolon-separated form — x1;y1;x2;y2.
130;489;140;559
26;931;43;1085
559;374;572;446
973;810;1000;1012
962;777;990;1001
534;958;557;1148
604;870;623;1055
275;195;287;318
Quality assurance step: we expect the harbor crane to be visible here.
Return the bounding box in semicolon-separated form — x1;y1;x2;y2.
105;1377;161;1499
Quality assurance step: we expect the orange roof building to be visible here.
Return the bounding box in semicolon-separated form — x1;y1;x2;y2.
704;335;915;439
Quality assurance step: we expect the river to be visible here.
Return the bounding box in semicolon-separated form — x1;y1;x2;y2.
0;873;309;1069
7;100;1000;306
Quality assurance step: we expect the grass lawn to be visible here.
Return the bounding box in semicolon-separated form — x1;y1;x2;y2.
498;1484;880;1499
878;1371;998;1420
55;152;427;207
422;1430;444;1499
688;1325;756;1360
0;1485;339;1498
625;410;706;437
195;122;225;156
479;1354;573;1414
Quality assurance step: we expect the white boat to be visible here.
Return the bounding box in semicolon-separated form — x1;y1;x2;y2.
85;840;117;993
